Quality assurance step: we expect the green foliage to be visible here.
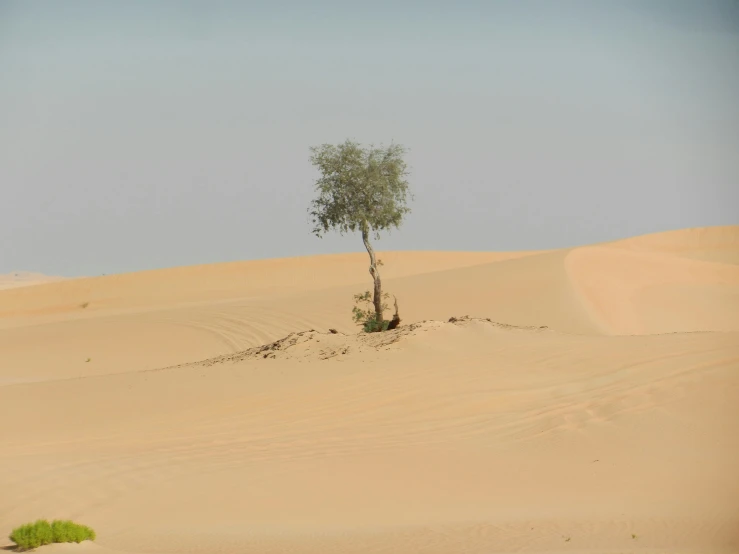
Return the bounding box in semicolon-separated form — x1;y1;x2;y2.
352;290;390;333
50;520;95;544
359;315;390;333
308;140;412;239
9;521;52;550
9;520;96;551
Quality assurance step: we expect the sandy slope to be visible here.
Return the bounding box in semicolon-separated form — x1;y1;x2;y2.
1;227;738;554
0;271;65;291
567;227;739;335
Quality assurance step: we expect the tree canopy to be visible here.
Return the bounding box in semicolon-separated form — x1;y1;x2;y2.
308;139;412;240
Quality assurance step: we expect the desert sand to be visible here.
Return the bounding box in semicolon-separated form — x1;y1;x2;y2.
0;271;65;291
1;226;738;553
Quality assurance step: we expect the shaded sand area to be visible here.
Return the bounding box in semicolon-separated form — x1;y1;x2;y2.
1;226;738;553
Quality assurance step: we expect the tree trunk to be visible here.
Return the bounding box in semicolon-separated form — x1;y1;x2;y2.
361;225;383;326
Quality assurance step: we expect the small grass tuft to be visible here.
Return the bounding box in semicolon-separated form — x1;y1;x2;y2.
9;519;95;551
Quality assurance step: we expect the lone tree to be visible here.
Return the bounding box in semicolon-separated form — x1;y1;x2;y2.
308;139;412;331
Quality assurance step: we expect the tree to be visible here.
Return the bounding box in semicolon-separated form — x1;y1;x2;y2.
308;139;412;330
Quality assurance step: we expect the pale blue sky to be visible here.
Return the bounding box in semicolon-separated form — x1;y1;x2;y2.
1;0;738;276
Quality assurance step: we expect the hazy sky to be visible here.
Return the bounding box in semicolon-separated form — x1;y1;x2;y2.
1;0;738;276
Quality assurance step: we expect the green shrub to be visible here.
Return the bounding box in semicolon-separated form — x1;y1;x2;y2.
361;315;390;333
9;519;95;551
51;520;95;544
352;290;391;333
9;520;52;550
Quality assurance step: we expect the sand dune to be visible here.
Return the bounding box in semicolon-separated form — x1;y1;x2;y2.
0;271;65;291
566;226;739;335
1;227;738;553
566;245;739;335
605;225;739;264
0;251;540;322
